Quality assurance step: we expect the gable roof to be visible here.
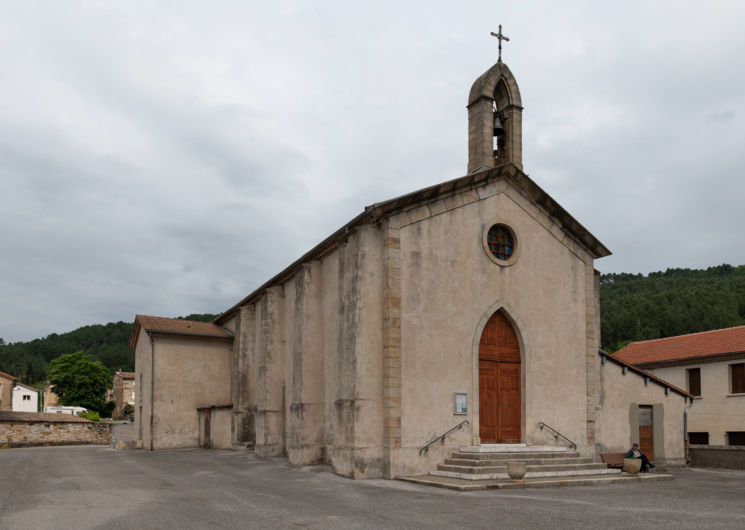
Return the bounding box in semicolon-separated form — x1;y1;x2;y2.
129;315;234;348
0;370;15;382
216;163;611;324
599;350;692;399
614;325;745;367
13;382;39;393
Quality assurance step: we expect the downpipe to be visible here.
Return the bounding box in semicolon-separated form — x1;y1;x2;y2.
684;397;693;464
150;335;155;451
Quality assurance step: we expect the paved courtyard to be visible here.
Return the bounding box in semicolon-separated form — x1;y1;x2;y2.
0;445;743;529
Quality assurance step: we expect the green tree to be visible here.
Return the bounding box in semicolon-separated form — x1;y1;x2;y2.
47;351;112;412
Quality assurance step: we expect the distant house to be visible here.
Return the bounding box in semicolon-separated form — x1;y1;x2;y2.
44;385;60;408
0;371;15;412
112;371;136;419
615;325;745;446
12;383;39;412
45;405;88;415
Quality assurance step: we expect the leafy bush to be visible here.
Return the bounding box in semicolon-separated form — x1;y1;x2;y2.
77;410;101;422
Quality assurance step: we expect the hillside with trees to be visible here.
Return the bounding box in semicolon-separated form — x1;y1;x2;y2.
600;264;745;352
0;313;217;385
2;265;745;383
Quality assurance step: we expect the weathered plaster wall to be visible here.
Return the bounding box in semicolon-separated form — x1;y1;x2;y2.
394;181;593;476
597;360;687;464
153;336;232;449
135;332;232;450
134;330;152;450
230;225;386;477
1;420;111;447
648;362;745;446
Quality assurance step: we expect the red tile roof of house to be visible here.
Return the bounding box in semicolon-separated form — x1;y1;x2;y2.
0;411;92;423
116;371;135;379
614;325;745;366
0;370;16;381
128;315;233;348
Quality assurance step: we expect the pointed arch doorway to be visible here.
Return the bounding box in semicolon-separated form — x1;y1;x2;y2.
478;311;521;443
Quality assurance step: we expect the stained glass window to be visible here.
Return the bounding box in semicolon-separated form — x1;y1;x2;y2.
487;224;515;261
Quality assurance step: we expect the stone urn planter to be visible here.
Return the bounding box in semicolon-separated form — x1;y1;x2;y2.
506;462;527;482
623;458;642;475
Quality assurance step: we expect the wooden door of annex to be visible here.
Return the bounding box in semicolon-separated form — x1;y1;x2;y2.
478;311;521;444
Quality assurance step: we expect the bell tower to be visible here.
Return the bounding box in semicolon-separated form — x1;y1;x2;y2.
467;26;523;173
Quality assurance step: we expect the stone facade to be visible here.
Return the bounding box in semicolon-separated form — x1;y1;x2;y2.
0;371;15;412
0;412;112;447
112;371;136;419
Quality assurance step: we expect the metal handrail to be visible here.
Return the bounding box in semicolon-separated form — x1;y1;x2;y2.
537;422;577;450
419;420;470;455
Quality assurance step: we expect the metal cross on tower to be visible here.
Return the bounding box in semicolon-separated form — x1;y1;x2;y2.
490;25;510;62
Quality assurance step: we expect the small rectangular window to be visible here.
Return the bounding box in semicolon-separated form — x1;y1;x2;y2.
727;432;745;446
23;395;31;401
687;368;701;397
688;432;709;445
731;363;745;394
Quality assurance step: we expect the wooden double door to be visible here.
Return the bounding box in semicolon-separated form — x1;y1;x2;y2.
479;311;521;444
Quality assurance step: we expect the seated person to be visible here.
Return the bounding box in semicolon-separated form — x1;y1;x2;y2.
625;443;656;472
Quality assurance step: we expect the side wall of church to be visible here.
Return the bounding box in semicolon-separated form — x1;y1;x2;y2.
391;178;597;476
229;225;386;477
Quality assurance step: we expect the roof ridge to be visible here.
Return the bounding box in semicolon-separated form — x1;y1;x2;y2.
623;324;745;348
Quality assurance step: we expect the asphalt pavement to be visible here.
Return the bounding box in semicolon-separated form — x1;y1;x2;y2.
0;445;743;529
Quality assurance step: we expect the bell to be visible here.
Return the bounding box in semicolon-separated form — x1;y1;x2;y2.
493;112;505;136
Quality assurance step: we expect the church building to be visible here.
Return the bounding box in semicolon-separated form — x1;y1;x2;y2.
131;37;692;479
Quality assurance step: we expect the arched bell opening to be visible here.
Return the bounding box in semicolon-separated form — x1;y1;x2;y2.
492;79;511;160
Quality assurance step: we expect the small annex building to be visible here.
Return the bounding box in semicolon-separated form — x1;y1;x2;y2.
615;325;745;447
132;50;692;477
129;315;233;450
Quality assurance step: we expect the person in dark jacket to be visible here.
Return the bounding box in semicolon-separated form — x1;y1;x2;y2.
625;443;656;472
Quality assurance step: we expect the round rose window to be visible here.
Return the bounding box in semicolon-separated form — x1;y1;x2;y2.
486;224;515;261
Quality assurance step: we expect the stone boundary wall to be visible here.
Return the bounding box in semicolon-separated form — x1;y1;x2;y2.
1;420;112;447
689;445;745;470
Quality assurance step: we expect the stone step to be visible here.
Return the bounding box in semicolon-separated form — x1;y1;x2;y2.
397;472;674;491
445;455;589;465
430;467;622;481
437;462;609;474
459;444;574;453
450;451;581;461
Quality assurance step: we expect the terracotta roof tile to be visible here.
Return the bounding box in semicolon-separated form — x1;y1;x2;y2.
0;411;92;423
614;325;745;365
116;372;135;379
0;371;16;381
129;315;233;348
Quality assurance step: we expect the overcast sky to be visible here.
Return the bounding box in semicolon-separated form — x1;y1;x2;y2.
1;1;744;342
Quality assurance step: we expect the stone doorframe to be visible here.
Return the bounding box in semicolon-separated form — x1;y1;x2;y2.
471;300;529;446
